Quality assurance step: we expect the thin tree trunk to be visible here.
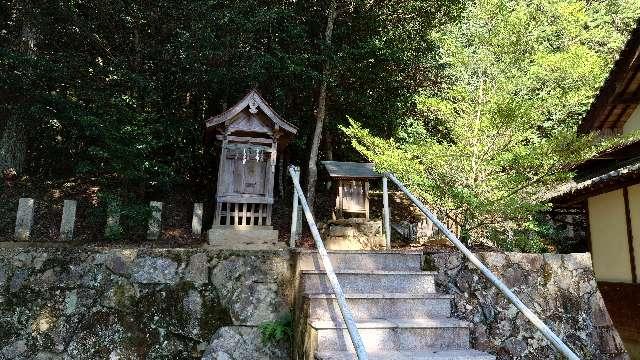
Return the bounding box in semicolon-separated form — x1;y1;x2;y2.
278;156;284;200
307;0;337;213
325;131;333;161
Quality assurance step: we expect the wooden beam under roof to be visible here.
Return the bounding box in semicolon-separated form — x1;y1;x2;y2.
580;19;640;134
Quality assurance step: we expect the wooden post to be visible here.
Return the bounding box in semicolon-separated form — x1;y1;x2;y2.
15;198;34;241
337;180;343;219
59;199;77;241
382;176;391;248
192;202;203;235
364;181;370;220
290;166;301;248
147;201;163;240
242;203;247;225
214;202;222;226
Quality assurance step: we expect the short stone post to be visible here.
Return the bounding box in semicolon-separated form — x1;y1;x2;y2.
59;200;77;241
289;166;302;248
105;200;121;239
147;201;163;240
15;198;34;241
382;176;391;249
192;202;203;235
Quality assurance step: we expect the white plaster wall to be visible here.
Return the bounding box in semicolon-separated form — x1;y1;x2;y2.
623;106;640;134
588;189;633;282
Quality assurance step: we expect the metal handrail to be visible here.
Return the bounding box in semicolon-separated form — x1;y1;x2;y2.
384;172;580;360
289;166;368;360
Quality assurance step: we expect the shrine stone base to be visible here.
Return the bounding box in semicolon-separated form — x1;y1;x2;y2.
207;225;283;250
322;219;385;250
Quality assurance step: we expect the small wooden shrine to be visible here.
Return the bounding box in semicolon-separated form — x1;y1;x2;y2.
321;161;382;220
205;90;297;246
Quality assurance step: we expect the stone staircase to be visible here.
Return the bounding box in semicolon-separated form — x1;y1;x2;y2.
294;250;496;360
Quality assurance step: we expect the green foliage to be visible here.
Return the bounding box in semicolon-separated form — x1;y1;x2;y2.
344;0;640;249
258;312;293;345
102;193;124;241
490;215;566;253
0;0;461;188
95;191;154;241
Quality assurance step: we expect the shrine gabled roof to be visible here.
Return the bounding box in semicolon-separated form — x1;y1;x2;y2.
321;161;382;179
205;89;298;134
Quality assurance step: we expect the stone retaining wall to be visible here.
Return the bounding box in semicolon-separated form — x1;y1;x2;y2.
0;247;292;359
0;247;627;359
428;252;628;359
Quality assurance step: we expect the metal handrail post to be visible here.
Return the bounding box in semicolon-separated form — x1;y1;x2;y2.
382;176;391;248
289;166;301;247
384;172;580;360
289;166;368;360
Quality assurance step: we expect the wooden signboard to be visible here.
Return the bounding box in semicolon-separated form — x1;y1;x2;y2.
321;161;381;220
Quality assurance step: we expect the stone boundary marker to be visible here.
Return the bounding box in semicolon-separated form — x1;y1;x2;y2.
147;201;163;240
105;200;121;238
60;200;77;241
15;198;34;241
9;198;205;241
192;203;203;235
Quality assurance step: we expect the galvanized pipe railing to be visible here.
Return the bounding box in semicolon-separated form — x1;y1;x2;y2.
289;166;368;360
384;172;580;360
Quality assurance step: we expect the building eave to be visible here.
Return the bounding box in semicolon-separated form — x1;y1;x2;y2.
579;19;640;134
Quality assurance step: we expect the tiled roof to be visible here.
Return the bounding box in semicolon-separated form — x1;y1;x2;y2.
548;160;640;203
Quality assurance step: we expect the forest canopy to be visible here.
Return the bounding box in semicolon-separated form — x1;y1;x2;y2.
345;0;640;250
0;0;460;188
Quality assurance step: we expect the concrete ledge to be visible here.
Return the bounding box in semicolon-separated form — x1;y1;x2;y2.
301;271;436;294
293;249;423;254
301;270;436;275
315;349;496;360
311;321;470;352
309;318;470;329
296;251;423;272
304;293;453;299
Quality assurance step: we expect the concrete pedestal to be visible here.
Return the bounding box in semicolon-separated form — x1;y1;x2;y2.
207;225;283;250
325;219;385;250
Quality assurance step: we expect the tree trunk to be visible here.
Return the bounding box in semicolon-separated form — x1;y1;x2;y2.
0;114;27;174
1;20;35;175
307;0;337;213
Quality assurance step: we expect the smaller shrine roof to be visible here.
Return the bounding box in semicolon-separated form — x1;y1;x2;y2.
321;161;382;179
205;89;298;134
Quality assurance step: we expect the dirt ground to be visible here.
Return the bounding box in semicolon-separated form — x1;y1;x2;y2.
1;176;202;245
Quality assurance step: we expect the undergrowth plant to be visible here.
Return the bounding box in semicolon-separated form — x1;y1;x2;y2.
258;312;293;345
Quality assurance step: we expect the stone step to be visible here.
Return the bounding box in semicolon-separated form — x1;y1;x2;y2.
305;293;452;320
315;349;496;360
301;270;436;294
309;318;471;352
296;250;423;272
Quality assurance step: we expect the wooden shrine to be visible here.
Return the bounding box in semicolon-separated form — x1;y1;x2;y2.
205;90;297;247
321;161;382;220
